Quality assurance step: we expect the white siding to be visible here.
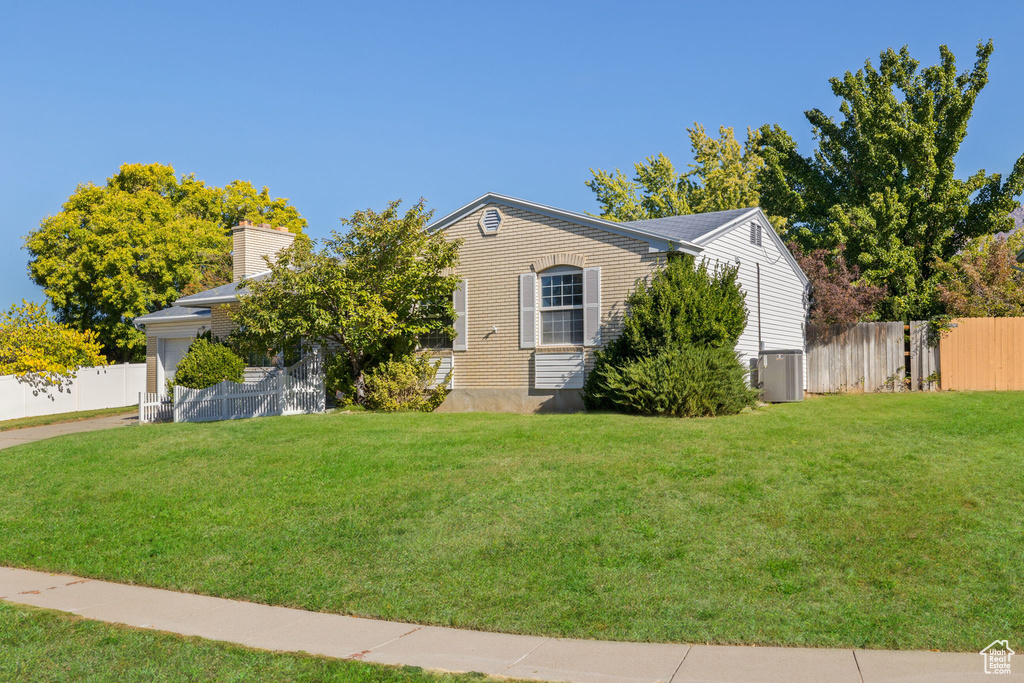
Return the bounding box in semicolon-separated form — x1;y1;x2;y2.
699;216;808;389
535;351;585;389
430;355;454;389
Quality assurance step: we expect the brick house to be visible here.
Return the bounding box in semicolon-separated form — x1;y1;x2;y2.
135;193;809;411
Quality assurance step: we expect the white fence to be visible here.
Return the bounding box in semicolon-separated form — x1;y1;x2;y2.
0;363;146;421
170;352;325;424
138;392;173;424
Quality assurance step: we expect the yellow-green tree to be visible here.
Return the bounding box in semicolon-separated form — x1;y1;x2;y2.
0;301;107;393
25;163;307;361
586;124;771;224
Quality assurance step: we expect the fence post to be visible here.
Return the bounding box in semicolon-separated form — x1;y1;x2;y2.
221;382;229;421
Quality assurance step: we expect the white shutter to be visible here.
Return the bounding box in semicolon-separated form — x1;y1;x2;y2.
583;267;601;346
519;273;537;349
452;280;468;351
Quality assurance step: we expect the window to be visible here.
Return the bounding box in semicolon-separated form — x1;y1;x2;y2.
540;269;584;345
419;323;453;349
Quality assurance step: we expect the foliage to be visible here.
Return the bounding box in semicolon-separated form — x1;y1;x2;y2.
0;603;484;683
2;393;1021;651
25;163;306;361
584;253;747;411
933;233;1024;317
0;301;106;393
587;123;778;226
757;41;1024;320
364;355;449;412
233;199;460;405
789;244;887;325
171;338;244;391
585;345;757;417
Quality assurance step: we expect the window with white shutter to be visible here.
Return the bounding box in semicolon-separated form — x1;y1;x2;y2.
452;280;468;351
583;267;601;346
519;273;537;348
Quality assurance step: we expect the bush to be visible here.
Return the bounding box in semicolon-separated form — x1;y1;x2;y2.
364;354;449;412
585;252;749;412
586;345;758;417
172;338;245;390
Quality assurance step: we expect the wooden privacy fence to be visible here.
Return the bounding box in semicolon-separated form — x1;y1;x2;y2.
806;321;939;393
939;317;1024;391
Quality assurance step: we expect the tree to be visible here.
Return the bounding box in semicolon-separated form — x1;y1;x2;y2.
0;301;107;393
583;253;753;415
790;245;887;325
587;123;770;223
25;163;307;362
757;41;1024;320
934;234;1024;317
232;199;460;405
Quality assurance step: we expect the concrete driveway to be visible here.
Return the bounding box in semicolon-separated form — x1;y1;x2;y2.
0;414;138;451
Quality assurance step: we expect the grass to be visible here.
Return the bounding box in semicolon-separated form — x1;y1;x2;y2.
0;406;135;432
0;602;498;682
0;392;1021;652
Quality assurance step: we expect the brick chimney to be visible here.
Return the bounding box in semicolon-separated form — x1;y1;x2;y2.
232;220;296;282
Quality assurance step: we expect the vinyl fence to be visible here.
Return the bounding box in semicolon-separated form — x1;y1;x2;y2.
806;321;939;393
170;351;325;424
0;363;146;421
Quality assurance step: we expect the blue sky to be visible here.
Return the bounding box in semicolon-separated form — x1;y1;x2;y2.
3;0;1023;311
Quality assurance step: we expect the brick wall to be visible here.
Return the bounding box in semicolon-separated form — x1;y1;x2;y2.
211;304;238;340
441;204;661;389
232;223;295;282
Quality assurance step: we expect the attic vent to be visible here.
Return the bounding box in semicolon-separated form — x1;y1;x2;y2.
481;209;502;233
749;223;762;247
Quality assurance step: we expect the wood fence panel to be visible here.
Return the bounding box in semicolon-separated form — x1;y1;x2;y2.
940;317;1024;391
908;321;939;391
806;321;906;393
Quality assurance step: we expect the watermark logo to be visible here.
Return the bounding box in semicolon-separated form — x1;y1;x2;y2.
981;640;1014;675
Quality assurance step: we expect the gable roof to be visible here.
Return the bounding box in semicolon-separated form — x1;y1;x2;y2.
425;192;702;254
172;271;270;308
625;208;759;246
133;305;211;326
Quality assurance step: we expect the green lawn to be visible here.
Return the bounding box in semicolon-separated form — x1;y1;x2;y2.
0;406;135;432
0;603;497;682
0;392;1021;652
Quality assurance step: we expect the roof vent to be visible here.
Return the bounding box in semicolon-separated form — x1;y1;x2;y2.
479;209;502;235
749;223;762;247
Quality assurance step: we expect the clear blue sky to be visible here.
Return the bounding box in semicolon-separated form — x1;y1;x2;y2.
3;0;1023;311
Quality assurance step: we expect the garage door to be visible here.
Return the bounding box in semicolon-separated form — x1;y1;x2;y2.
160;338;194;388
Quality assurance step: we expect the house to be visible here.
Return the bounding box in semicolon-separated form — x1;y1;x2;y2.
425;193;808;412
136;193;809;412
134;221;295;394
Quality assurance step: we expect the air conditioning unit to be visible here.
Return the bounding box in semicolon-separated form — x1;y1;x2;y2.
758;349;803;402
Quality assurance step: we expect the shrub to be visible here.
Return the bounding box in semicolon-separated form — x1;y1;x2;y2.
364;355;449;412
585;252;748;412
586;345;758;417
172;338;245;390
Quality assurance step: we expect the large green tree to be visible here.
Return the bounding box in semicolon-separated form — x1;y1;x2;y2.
757;41;1024;320
232;199;460;405
587;123;769;223
25;163;307;361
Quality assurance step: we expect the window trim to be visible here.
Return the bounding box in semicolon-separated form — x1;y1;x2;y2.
538;266;585;347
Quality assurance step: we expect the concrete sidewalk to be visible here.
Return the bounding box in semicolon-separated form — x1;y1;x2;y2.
0;413;137;451
0;567;1011;682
